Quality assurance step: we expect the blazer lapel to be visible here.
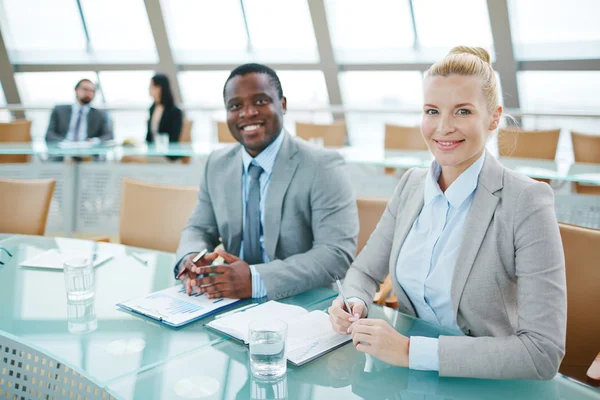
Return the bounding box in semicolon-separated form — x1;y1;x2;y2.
451;152;504;318
87;108;97;137
264;133;299;260
389;179;425;315
223;147;244;256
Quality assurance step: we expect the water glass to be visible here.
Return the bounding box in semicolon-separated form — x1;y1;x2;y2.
63;257;95;302
249;319;287;378
155;133;170;152
67;295;97;334
308;137;324;148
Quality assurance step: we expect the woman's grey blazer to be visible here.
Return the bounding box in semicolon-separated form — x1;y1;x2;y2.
343;151;566;380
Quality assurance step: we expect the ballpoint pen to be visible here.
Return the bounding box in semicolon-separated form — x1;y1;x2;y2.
176;248;208;279
131;252;148;266
215;303;259;319
334;276;352;315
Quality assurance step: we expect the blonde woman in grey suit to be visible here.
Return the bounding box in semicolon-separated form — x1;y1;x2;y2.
329;46;566;380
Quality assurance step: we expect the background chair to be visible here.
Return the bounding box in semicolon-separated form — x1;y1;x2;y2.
119;178;198;252
558;223;600;382
295;121;347;147
216;120;236;143
0;119;32;163
498;128;560;160
0;178;55;235
384;124;427;175
570;131;600;195
179;119;194;164
356;197;397;308
1;333;116;399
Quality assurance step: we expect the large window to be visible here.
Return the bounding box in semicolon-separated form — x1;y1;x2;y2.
509;0;600;60
339;71;423;149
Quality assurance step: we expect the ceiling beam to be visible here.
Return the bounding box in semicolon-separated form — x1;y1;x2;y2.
518;59;600;71
0;24;23;118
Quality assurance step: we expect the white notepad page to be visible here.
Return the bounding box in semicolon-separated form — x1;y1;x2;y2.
19;249;113;270
207;301;351;365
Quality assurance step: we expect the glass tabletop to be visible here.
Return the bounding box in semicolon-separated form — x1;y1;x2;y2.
106;303;600;400
1;142;599;184
0;235;339;386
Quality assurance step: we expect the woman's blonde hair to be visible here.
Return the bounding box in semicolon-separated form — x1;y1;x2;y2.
425;46;500;114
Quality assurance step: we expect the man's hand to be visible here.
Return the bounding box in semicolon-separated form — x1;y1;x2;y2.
350;319;410;367
190;249;252;299
178;252;218;295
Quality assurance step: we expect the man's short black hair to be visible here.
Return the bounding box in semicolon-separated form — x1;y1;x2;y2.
222;63;283;101
75;78;94;90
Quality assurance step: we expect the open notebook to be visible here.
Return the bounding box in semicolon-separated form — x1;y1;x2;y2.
19;249;113;270
206;301;352;366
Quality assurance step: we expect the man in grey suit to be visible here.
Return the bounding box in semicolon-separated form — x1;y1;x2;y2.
45;79;113;143
175;63;358;301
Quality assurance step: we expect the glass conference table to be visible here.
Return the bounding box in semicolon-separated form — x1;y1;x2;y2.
0;235;599;400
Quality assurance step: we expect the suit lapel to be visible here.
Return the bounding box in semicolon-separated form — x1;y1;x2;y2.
223;147;244;256
451;152;504;318
389;180;424;315
87;108;97;137
264;133;299;260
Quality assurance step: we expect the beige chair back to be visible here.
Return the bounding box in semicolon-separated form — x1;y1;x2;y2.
558;223;600;380
119;179;198;252
0;178;56;235
356;197;388;254
0;120;32;163
570;131;600;195
384;124;427;151
179;119;193;164
498;128;560;160
216;121;236;143
295;121;347;147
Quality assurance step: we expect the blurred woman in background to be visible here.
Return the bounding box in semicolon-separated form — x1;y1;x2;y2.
147;73;183;145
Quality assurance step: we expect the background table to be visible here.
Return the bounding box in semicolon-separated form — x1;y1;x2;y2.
1;235;599;399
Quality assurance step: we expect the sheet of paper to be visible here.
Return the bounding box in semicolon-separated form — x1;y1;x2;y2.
120;286;239;326
286;310;351;365
207;300;308;342
19;249;113;270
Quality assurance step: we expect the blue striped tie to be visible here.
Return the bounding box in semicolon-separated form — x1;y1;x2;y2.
243;163;264;265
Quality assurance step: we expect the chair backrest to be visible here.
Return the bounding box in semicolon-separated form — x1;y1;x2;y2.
0;333;116;400
179;119;194;164
0;120;32;163
498;128;560;160
571;131;600;164
558;223;600;373
216;121;236;143
295;121;347;147
119;178;198;252
0;178;55;235
384;124;428;150
356;197;388;254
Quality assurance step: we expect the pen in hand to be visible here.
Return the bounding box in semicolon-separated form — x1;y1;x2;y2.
335;276;359;322
176;249;208;279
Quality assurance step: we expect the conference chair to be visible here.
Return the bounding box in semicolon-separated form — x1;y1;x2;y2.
0;119;32;163
216;120;236;143
355;197;398;308
570;131;600;195
384;124;427;175
119;178;198;252
0;178;55;235
0;333;115;400
498;128;560;160
179;119;194;164
558;223;600;382
295;121;347;147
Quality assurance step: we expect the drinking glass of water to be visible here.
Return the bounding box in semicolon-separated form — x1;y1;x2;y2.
67;295;98;334
63;257;95;302
249;319;287;378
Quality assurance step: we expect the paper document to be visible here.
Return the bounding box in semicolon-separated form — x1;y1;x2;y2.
19;249;113;270
207;300;351;366
117;285;241;328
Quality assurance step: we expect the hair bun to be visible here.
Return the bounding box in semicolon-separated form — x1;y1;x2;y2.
448;46;491;64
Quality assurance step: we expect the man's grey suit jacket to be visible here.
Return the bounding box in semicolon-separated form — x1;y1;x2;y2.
343;151;566;380
45;104;113;142
176;132;359;300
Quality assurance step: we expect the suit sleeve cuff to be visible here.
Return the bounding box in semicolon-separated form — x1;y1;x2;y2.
249;265;268;298
409;336;440;371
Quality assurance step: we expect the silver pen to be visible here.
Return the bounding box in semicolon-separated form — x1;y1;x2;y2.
131;252;148;266
334;276;352;314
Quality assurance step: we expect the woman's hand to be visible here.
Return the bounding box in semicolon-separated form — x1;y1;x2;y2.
350;319;410;367
328;298;367;334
